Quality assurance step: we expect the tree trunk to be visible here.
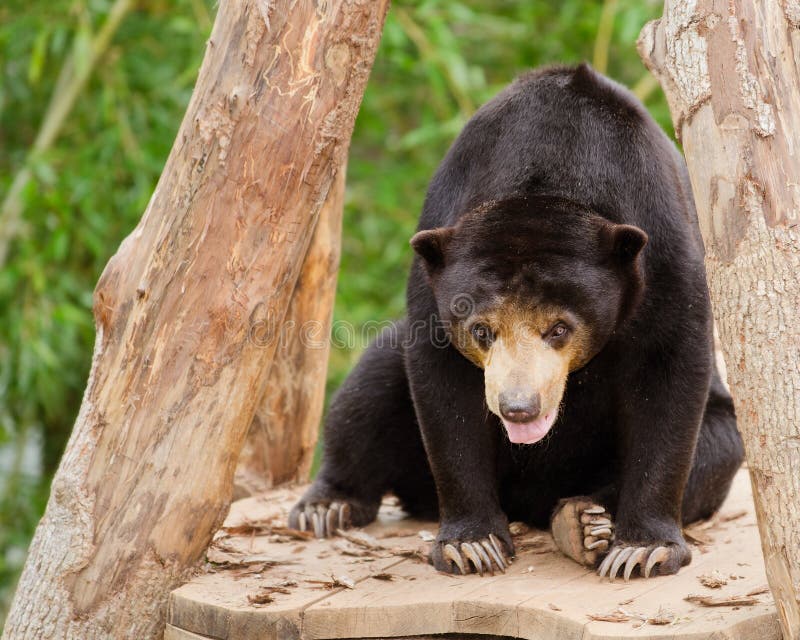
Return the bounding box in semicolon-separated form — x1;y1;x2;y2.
2;1;388;638
639;3;800;638
234;165;345;496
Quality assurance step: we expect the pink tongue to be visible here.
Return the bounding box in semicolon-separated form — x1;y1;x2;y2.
502;411;556;444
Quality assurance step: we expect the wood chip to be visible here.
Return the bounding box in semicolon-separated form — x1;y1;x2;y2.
698;570;728;588
335;529;384;550
548;603;562;611
333;574;356;589
332;540;375;557
684;529;713;546
515;535;550;552
270;526;314;541
205;556;287;571
746;585;770;596
247;592;274;605
647;607;676;625
371;573;395;581
685;594;760;607
418;530;436;542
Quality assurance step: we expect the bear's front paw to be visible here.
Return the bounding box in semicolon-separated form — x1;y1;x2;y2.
432;521;514;576
597;539;690;581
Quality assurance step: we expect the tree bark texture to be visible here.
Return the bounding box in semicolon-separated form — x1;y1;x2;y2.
639;3;800;638
2;1;388;638
234;165;345;496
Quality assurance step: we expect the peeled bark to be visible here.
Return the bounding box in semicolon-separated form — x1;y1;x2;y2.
2;1;388;638
234;166;345;496
639;3;800;638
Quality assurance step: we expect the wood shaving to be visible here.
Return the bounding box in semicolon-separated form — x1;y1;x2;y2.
388;546;428;563
509;521;530;536
218;521;313;542
720;509;748;522
306;574;356;590
246;584;292;606
205;555;289;571
685;594;759;607
370;573;395;581
746;585;770;596
587;610;630;623
374;528;419;539
548;603;562;611
418;530;436;542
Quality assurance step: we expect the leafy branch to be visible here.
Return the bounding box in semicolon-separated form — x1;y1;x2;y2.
0;0;133;267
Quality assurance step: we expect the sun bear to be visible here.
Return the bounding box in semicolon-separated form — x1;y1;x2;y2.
289;63;744;581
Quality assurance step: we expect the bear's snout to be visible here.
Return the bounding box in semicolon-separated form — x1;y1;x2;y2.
499;389;541;423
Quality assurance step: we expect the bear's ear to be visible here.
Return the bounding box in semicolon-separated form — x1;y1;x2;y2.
410;227;455;274
601;223;648;264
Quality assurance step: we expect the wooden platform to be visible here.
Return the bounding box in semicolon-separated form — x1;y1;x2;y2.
166;469;780;640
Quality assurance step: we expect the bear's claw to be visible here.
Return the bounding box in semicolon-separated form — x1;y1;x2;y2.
598;544;673;581
291;501;351;538
551;498;615;567
440;534;509;576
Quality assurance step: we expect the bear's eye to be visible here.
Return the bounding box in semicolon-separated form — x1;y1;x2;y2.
470;323;495;348
547;322;570;340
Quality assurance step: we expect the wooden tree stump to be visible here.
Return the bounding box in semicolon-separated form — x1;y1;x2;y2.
1;2;388;638
165;469;780;640
638;3;800;639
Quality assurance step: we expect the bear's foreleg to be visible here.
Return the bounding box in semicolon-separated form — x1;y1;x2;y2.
289;322;431;537
599;357;708;580
406;339;513;576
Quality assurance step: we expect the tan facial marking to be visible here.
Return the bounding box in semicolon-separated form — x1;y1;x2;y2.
454;303;591;422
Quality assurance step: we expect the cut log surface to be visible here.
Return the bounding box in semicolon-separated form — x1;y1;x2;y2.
167;469;779;640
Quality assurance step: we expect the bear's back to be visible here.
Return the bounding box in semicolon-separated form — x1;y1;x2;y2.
419;63;701;265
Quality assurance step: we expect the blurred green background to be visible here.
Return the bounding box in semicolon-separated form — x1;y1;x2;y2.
0;0;671;624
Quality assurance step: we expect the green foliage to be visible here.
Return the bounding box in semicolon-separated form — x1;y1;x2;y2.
0;0;670;624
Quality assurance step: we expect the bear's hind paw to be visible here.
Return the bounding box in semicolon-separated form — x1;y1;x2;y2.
551;498;615;568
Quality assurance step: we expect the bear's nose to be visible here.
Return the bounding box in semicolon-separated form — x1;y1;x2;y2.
498;390;541;423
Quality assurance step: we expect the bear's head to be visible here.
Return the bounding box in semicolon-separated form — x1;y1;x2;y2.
411;195;647;445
